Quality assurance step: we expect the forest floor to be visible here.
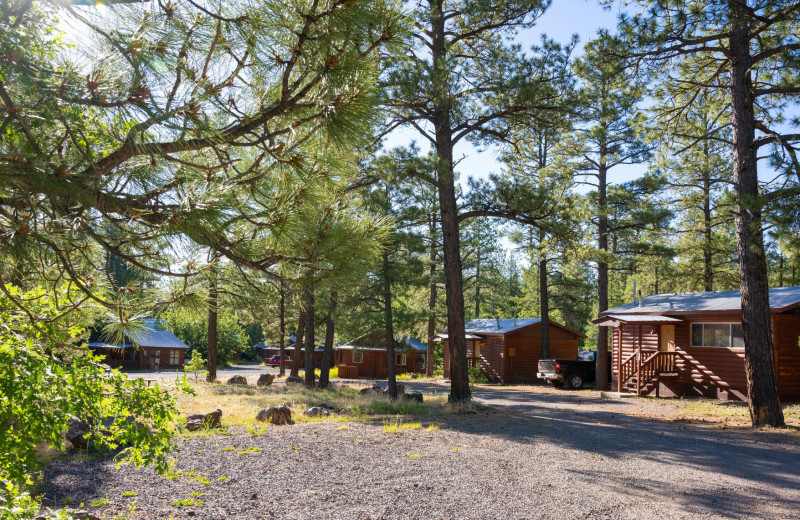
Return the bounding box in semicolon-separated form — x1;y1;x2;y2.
42;377;800;519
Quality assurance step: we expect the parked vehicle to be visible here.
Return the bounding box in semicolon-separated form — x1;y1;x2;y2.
268;355;290;367
537;350;610;390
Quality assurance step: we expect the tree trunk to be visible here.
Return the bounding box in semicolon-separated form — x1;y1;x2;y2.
703;157;714;292
383;251;398;399
291;309;304;377
431;0;470;403
595;162;609;390
426;214;437;378
303;290;316;387
319;291;337;389
206;274;218;382
279;285;286;377
728;3;784;427
539;228;550;360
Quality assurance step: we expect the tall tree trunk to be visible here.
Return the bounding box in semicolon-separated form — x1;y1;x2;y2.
426;214;437;377
475;253;481;319
728;3;784;427
278;285;286;377
383;251;398;399
539;228;550;360
595;162;609;390
291;309;304;377
431;0;470;403
319;291;337;389
703;159;714;292
206;274;218;382
303;290;316;387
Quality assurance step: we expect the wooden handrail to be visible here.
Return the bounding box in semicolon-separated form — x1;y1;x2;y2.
618;352;638;392
639;351;679;389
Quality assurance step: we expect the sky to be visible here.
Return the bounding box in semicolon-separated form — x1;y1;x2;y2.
383;0;645;192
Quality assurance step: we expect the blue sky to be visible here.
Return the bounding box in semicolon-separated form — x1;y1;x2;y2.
383;0;647;194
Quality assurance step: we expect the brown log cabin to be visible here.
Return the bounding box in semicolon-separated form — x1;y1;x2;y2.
441;318;586;383
336;330;427;379
595;286;800;400
88;319;188;370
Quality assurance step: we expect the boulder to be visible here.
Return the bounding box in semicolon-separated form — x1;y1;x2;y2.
184;409;222;430
285;376;304;385
404;391;424;403
66;417;92;449
226;375;247;385
303;406;332;418
360;385;384;396
383;384;405;396
257;373;275;387
256;406;293;425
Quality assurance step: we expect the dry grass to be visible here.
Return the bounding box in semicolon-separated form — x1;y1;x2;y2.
174;381;452;430
665;398;800;429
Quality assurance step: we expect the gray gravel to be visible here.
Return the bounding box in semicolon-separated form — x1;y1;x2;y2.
43;383;800;520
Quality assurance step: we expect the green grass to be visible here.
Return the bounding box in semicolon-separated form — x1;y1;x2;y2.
217;476;229;483
91;498;108;506
171;498;203;507
383;420;423;433
121;492;138;498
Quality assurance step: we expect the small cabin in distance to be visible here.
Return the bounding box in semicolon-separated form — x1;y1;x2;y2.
336;330;427;379
595;286;800;400
440;318;586;383
88;318;189;370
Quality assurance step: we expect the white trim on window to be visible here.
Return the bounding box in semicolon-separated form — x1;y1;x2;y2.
395;353;407;366
690;322;744;348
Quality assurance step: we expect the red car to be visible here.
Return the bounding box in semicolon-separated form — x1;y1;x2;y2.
268;355;290;367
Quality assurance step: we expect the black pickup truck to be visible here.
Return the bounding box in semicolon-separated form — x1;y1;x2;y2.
537;351;610;390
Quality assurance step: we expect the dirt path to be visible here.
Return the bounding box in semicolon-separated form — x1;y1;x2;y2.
43;381;800;519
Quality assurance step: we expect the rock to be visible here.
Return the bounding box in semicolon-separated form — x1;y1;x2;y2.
404;391;424;403
256;406;294;425
184;409;222;430
285;376;304;385
226;375;247;385
66;416;92;449
257;373;275;387
360;385;384;396
303;406;332;418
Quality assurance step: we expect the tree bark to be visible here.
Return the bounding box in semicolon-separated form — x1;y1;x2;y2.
278;284;286;377
595;162;609;390
426;214;437;378
539;227;550;360
303;290;316;387
319;291;337;389
291;309;304;378
728;2;784;427
431;0;470;403
206;274;218;382
383;251;398;399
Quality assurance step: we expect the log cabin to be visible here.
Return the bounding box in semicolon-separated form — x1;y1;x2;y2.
594;286;800;400
254;341;324;367
88;318;188;370
440;318;586;383
336;330;427;379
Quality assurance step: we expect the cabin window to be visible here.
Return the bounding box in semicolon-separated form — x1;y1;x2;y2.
353;351;363;363
395;354;407;366
691;323;744;348
169;350;180;365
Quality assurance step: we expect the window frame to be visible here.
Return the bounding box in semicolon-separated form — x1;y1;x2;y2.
395;353;407;366
170;350;180;365
353;351;364;363
690;322;744;349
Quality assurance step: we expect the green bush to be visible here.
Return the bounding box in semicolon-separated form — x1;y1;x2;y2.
0;284;187;517
163;310;249;365
468;364;487;384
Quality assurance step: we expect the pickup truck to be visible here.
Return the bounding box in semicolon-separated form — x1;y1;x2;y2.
537;350;610;390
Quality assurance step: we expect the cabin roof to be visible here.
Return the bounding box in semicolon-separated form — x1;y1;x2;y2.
339;330;426;351
439;318;586;338
90;319;189;350
602;286;800;316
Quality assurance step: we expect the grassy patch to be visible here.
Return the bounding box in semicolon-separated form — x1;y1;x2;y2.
217;476;229;483
669;398;800;428
175;381;449;428
91;498;108;506
236;447;263;455
121;492;138;498
171;498;203;507
383;420;423;433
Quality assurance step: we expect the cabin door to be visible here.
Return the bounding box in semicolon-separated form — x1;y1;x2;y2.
660;325;676;352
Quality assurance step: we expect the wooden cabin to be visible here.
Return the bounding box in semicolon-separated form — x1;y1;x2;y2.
336;330;427;379
88;318;188;370
441;318;586;383
595;286;800;401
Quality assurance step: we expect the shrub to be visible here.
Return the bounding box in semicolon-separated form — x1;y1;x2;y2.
468;364;487;384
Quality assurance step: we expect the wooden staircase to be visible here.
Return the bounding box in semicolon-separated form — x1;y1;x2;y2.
618;351;684;396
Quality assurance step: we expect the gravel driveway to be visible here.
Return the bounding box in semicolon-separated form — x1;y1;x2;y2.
44;376;800;519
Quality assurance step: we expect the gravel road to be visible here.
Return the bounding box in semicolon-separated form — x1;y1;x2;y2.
44;378;800;520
